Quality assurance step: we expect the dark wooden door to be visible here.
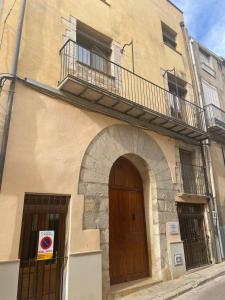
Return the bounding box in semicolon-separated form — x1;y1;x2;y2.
109;157;149;285
177;203;210;269
17;194;69;300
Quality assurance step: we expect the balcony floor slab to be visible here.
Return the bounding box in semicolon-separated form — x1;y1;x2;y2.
57;75;208;144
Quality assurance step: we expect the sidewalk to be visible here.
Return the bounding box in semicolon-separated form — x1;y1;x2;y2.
116;262;225;300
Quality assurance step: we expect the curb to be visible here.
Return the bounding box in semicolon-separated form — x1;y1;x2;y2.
161;269;225;300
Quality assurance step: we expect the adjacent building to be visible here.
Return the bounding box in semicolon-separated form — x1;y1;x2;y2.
190;38;225;258
0;1;221;299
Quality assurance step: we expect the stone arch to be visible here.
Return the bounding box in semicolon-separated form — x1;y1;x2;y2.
78;124;177;297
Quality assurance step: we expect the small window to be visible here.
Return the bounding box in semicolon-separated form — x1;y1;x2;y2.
76;21;112;74
162;22;177;50
199;48;211;67
199;48;216;76
167;73;187;98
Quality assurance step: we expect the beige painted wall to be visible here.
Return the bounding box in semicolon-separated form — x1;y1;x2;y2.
0;82;178;261
0;0;192;98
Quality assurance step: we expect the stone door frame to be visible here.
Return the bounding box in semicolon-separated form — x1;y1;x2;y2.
78;125;177;298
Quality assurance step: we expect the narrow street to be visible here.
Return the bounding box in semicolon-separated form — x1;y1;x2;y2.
175;275;225;300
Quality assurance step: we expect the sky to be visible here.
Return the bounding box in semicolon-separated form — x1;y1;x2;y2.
171;0;225;58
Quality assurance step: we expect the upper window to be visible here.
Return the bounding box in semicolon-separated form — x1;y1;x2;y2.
76;21;112;74
167;73;187;98
199;48;216;77
199;49;211;66
162;22;177;50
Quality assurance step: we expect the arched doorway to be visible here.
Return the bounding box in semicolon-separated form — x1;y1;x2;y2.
109;157;149;285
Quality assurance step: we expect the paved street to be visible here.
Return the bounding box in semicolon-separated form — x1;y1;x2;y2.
176;275;225;300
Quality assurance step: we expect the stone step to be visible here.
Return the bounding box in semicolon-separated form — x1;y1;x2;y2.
110;277;161;299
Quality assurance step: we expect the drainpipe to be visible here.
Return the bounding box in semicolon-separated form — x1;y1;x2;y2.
189;37;224;262
204;142;224;261
180;23;200;107
0;0;27;188
200;143;223;263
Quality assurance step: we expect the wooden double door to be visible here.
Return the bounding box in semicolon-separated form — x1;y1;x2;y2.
109;157;149;285
17;194;69;300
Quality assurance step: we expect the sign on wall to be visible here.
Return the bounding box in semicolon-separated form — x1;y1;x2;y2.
169;222;179;235
37;231;54;260
174;253;183;266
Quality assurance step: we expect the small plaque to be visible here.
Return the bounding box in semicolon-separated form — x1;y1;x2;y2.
174;254;183;266
170;222;179;235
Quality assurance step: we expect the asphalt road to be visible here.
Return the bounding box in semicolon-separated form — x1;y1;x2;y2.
175;274;225;300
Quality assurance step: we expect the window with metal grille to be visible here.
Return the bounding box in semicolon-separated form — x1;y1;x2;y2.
162;22;177;50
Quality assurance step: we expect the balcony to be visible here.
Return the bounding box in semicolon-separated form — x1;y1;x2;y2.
205;104;225;143
179;163;207;196
58;40;208;143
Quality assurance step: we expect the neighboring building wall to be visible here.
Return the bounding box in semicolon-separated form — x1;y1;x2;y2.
190;39;225;257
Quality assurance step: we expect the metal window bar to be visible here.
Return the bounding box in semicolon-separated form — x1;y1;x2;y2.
18;257;67;300
204;104;225;129
179;163;207;195
59;39;205;131
177;203;210;269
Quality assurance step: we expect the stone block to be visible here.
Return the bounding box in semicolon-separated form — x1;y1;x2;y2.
100;229;109;245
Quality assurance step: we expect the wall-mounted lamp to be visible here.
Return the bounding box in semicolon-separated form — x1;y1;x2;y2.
163;66;179;96
121;40;135;73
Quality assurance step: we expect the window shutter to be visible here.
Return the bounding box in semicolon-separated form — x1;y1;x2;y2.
202;80;220;107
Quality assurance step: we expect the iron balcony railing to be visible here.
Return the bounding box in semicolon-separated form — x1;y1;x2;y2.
59;40;205;132
179;163;206;195
204;104;225;130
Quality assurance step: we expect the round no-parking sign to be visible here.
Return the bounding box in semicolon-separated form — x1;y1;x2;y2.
37;231;54;260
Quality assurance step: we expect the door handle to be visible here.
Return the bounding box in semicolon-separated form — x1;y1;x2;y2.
132;213;135;221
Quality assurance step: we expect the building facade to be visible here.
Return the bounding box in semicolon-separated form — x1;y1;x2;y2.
0;1;218;299
190;38;225;258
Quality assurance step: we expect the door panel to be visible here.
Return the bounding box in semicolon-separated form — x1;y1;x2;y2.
109;157;149;285
17;194;69;300
177;203;210;269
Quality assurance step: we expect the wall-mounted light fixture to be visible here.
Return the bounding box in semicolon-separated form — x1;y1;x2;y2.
121;40;135;73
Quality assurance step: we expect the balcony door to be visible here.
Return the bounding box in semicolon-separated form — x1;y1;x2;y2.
167;73;187;121
109;157;149;285
17;194;69;300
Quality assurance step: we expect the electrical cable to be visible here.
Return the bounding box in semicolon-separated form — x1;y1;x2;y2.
0;0;17;51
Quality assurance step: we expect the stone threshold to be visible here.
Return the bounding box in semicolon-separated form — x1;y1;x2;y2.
110;277;161;299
